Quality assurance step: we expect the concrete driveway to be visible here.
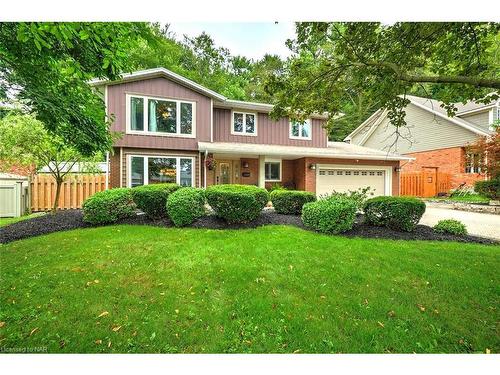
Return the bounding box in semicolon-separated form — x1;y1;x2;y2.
420;206;500;240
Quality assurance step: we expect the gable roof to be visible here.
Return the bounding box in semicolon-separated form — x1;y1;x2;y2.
345;95;491;144
89;67;227;101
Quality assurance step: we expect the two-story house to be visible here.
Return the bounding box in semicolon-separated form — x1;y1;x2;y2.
345;95;497;189
91;68;410;197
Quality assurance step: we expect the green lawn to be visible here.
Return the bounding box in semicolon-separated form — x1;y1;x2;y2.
0;212;45;227
0;225;498;353
428;194;490;204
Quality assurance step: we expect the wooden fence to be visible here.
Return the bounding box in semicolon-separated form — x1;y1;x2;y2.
400;171;452;197
31;174;106;211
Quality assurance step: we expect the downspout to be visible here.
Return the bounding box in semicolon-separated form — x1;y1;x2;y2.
204;150;208;188
105;151;110;190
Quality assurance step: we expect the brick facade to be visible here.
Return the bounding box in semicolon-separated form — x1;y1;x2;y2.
403;146;486;188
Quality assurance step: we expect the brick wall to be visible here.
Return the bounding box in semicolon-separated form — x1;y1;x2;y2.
403;146;486;188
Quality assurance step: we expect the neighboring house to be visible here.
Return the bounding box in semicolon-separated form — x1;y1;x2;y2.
90;68;410;197
345;95;498;190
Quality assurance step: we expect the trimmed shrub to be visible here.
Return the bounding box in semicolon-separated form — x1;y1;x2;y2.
301;196;357;234
474;178;500;200
167;188;206;227
270;189;316;215
433;219;468;236
321;187;375;210
131;183;180;218
82;188;136;225
205;184;269;223
363;196;426;232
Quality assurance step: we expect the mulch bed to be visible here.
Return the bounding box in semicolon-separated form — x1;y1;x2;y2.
1;209;496;245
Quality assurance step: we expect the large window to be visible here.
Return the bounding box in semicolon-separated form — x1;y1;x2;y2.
128;95;195;136
130;155;194;187
232;111;257;135
290;119;311;140
465;153;481;174
265;161;281;181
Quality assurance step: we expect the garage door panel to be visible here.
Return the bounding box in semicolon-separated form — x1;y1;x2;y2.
316;168;386;197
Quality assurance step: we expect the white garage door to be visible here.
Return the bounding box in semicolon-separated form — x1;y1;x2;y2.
316;168;386;197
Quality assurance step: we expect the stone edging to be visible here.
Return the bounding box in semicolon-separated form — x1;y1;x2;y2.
424;201;500;215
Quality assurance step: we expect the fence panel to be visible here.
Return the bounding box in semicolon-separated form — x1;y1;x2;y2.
400;171;452;197
31;174;106;211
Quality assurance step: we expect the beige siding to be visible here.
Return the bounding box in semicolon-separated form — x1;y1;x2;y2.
363;104;479;154
459;110;491;131
349;112;382;144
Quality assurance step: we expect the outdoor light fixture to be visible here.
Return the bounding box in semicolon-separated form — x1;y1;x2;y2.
309;164;316;170
394;167;402;172
242;162;249;168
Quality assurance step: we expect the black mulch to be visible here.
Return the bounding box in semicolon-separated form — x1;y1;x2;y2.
1;209;497;245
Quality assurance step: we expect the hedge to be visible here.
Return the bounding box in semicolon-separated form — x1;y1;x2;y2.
474;178;500;200
131;183;180;218
363;196;426;232
167;188;206;227
205;184;269;223
82;188;136;225
301;196;357;234
270;189;316;215
433;219;468;236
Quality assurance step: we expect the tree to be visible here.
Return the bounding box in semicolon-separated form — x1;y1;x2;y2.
267;22;500;139
467;124;500;179
0;113;102;212
0;22;151;156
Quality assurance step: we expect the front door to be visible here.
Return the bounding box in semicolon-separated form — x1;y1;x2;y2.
216;161;232;184
422;167;437;197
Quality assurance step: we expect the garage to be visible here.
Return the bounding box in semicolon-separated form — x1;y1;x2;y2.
316;166;389;197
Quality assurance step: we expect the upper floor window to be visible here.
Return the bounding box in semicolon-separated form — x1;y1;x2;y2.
289;119;311;140
465;152;481;174
127;94;195;137
232;111;257;136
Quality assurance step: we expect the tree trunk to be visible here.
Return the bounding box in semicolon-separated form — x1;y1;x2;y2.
52;178;63;213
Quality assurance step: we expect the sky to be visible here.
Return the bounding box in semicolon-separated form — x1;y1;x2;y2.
168;22;296;61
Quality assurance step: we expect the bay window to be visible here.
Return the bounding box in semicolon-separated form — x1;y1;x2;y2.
290;119;311;140
232;111;257;135
265;161;281;181
127;94;195;136
129;155;194;187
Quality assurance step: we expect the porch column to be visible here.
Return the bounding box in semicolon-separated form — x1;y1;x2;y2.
258;155;266;188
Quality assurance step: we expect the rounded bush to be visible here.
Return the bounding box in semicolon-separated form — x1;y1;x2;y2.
131;183;180;218
301;196;357;234
82;188;136;225
167;188;206;227
474;178;500;200
270;189;316;215
363;196;426;232
433;219;468;236
205;184;269;223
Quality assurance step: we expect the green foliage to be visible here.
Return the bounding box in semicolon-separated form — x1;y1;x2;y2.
131;183;180;218
268;22;500;142
82;188;136;225
205;184;269;223
127;24;283;102
166;188;206;227
474;178;500;200
302;196;357;234
363;196;426;232
321;186;375;210
0;22;152;155
433;219;468;236
270;190;316;215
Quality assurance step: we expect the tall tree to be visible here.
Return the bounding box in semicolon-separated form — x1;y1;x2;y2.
0;22;151;155
0;113;102;212
267;22;500;139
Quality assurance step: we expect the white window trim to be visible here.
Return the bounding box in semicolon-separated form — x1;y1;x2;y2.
315;164;393;196
127;154;195;187
264;158;282;182
125;93;196;138
289;119;312;140
489;105;500;131
231;110;258;136
465;153;481;174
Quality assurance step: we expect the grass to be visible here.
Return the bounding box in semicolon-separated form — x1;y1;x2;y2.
0;225;498;353
0;212;45;227
429;194;490;204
